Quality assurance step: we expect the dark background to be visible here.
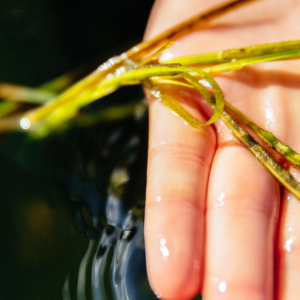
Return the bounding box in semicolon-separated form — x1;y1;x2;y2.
0;1;155;299
0;0;154;85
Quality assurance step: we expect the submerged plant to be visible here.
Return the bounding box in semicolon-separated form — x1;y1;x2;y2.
1;0;300;199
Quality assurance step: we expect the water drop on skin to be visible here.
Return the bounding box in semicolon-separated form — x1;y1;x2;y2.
115;66;126;76
155;290;162;299
283;237;296;252
106;73;113;80
265;107;275;129
210;277;228;297
160;50;173;62
214;193;226;208
218;281;227;293
158;41;180;63
159;238;169;258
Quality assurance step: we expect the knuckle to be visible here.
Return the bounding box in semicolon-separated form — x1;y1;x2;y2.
148;143;210;169
206;194;277;221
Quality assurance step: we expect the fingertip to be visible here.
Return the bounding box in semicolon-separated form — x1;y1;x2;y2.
145;199;204;300
146;248;201;300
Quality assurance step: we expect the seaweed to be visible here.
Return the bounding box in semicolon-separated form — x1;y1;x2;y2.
2;1;300;201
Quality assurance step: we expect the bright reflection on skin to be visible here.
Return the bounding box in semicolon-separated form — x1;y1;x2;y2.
211;277;227;297
154;290;162;299
218;281;227;293
214;193;226;208
160;50;173;62
160;238;169;258
159;41;179;62
156;196;162;202
282;218;297;253
215;122;233;140
284;237;296;252
20;117;31;130
265;105;275;130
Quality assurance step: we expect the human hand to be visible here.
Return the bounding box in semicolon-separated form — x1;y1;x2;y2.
144;0;300;299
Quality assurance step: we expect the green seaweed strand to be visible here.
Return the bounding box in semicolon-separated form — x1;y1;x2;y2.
22;0;251;124
26;65;225;135
165;40;300;65
202;49;300;75
171;76;300;198
224;101;300;167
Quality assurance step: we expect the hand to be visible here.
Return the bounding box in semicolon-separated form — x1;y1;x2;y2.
144;0;300;299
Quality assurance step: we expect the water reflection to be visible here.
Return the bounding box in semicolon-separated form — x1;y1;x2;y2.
55;107;156;300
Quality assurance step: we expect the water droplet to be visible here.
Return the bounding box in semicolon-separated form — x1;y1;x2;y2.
120;52;128;60
199;79;212;88
219;281;227;293
283;237;296;252
155;290;163;298
214;193;226;208
106;73;113;80
265;108;274;123
160;50;173;62
159;238;169;257
115;66;126;76
20;117;31;130
133;46;139;53
160;238;166;246
108;56;119;65
210;277;228;297
150;89;161;98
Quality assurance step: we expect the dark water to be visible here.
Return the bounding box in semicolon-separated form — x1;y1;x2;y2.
0;1;156;299
0;95;155;300
0;1;203;299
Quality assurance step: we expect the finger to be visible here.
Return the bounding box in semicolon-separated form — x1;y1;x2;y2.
144;2;218;299
204;123;280;300
145;87;216;299
145;0;221;41
276;167;300;299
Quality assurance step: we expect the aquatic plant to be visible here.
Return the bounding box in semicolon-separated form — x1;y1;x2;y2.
1;0;300;201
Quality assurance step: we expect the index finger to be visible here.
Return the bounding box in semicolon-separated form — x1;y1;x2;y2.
144;3;217;296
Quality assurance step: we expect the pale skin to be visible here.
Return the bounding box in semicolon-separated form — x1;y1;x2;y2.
144;0;300;299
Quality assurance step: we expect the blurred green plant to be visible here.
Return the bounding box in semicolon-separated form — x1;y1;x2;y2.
1;0;300;204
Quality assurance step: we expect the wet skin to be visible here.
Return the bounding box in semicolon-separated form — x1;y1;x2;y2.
144;0;300;299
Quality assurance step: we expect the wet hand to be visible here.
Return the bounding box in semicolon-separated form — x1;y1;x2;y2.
144;0;300;299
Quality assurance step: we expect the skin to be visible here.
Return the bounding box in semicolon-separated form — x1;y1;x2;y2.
143;0;300;299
